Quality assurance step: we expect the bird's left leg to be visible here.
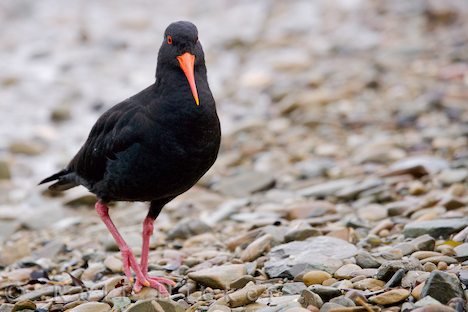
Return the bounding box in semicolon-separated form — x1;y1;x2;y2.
134;214;176;294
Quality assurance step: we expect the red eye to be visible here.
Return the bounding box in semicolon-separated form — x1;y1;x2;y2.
167;36;173;45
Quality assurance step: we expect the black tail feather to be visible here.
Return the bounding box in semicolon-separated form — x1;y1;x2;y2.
39;169;79;191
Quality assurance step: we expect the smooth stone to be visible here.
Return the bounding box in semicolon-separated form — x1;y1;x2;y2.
282;282;307;295
384;268;406;288
298;289;323;308
403;219;468;238
412;282;425;300
167;219;212;240
265;236;357;278
153;298;185;312
286;201;336;220
188;264;247;289
81;263;106;281
307;285;341;301
414;296;441;307
453;243;468;258
13;285;60;302
103;255;122;273
9;141;44;156
318;302;343;312
353;278;385;291
207;305;231;312
240;234;273;262
111;297;131;311
285;227;322;243
215;284;267;308
212;171;275;197
69;302;111;312
388;156;449;176
412;251;444;260
12;300;36;311
423;262;437;272
412;305;456;312
303;270;332;286
298;179;356;197
0;160;11;180
124;300;158;312
420;271;464;304
334;264;362;279
368;289;410;305
459;270;468;286
419;256;458;265
438;169;468;185
0;304;14;312
329;296;355;307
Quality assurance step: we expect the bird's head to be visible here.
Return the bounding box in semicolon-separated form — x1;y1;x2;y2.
157;21;204;106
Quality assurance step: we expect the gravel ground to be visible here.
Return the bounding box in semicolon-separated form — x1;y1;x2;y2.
0;0;467;311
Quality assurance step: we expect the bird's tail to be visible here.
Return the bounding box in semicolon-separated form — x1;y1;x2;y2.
39;169;79;191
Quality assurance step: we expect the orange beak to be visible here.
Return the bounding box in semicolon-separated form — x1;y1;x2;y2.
176;52;199;106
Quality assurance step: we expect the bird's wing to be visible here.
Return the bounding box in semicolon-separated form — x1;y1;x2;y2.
68;100;143;184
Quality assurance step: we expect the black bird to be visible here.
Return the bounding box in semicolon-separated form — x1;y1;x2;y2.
40;21;221;294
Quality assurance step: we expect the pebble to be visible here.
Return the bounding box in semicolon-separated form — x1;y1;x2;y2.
298;289;323;308
69;302;111;312
420;271;464;304
353;278;385;291
215;283;267;308
240;234;272;262
307;285;341;301
212;171;275;197
303;270;332;286
188;264;247;289
403;219;468;238
368;289;410;305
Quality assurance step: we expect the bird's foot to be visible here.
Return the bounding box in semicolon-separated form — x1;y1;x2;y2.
133;275;175;295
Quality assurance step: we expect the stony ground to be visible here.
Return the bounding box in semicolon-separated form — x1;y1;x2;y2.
1;0;468;311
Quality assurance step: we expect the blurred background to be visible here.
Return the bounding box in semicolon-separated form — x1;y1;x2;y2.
0;0;467;308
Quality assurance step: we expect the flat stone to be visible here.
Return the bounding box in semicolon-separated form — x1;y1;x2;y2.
286;201;336;220
438;169;468;185
368;289;410;305
298;179;356;198
329;296;355;307
454;243;468;259
265;236;357;278
282;282;307;295
212;171;275;197
230;275;256;289
419;256;458;265
353;278;385;291
387;156;449;176
414;296;441;307
167;219;212;240
153;298;185;312
420;271;464;304
412;305;456;312
69;302;111;312
401;271;430;288
355;251;382;268
188;264;247;289
403;219;468;238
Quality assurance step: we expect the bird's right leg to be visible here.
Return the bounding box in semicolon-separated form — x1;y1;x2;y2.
95;201;150;287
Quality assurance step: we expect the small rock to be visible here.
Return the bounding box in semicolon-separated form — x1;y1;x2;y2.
412;305;455;312
334;264;362;279
167;219;212;240
412;282;425;300
414;296;441;307
438;169;468;185
353;278;385;291
12;300;36;311
318;302;343;312
329;296;355;307
9;141;44;156
282;282;307;295
402;271;430;288
376;257;423;281
216;284;266;308
303;270;332;286
298;179;356;197
81;263;106;281
298;289;323;308
368;289;410;305
69;302;111;312
104;255;123;273
307;285;341;301
420;256;457;265
286;201;336;220
111;297;131;311
240;234;272;262
423;262;437;272
285;227;322;243
188;264;246;289
420;271;464;304
212;171;275;197
403;219;468;238
355;251;382;268
50;105;71;122
0;160;11;180
229;275;255;289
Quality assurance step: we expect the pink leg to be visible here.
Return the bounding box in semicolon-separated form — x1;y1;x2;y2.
134;216;176;294
95;201;149;287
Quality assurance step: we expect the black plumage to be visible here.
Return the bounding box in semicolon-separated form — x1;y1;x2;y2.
39;21;220;293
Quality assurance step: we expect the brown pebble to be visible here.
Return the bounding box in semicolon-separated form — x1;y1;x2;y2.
411;282;425;300
437;261;447;270
423;262;437;272
303;270;332;286
378;229;390;237
322;278;338;286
